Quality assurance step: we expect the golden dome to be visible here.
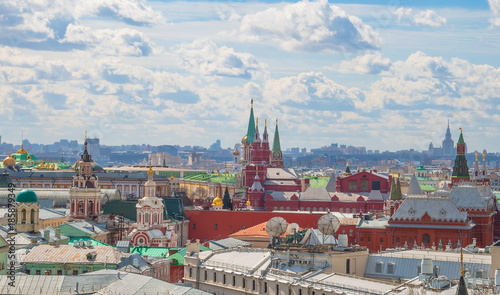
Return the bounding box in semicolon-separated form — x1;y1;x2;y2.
232;148;240;156
148;167;154;175
3;156;15;166
212;196;223;207
246;199;251;206
16;147;28;154
241;135;247;144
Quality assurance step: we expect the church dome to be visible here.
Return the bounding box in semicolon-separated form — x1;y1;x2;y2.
16;189;38;203
212;196;223;206
232;148;240;156
3;156;15;166
241;135;247;144
16;147;28;154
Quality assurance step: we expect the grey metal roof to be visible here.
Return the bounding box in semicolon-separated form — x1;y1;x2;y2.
325;171;337;192
209;237;251;250
0;270;211;295
365;249;491;280
391;195;467;222
407;174;423;195
266;168;298;179
300;187;331;201
0;188;122;207
450;185;494;210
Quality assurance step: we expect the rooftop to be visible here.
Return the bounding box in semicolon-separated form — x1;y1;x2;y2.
21;244;124;264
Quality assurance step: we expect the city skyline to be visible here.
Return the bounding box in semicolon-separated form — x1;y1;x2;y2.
0;0;499;152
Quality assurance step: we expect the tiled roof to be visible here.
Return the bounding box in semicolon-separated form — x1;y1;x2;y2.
229;221;270;238
21;244;124;264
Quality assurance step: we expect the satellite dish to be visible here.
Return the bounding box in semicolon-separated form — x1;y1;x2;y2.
317;213;340;236
286;223;299;235
266;217;288;247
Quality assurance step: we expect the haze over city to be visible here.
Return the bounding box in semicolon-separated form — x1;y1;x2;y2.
1;0;499;153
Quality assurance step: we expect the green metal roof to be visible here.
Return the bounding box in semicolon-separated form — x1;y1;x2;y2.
16;189;38;203
130;245;211;265
420;184;437;192
272;120;281;153
103;200;138;221
182;173;237;184
68;237;110;247
457;130;465;144
305;176;329;188
246;103;255;143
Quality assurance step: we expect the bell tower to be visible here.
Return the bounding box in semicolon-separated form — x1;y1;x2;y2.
69;131;101;220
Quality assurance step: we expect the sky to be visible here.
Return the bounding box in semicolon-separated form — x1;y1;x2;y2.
0;0;499;153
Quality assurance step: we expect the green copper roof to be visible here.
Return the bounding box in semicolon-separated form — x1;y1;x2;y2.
16;189;38;203
182;173;237;184
389;178;402;200
130;245;211;264
246;103;255;143
272;120;281;153
457;129;465;144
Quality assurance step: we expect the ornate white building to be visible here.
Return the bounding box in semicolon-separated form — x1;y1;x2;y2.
128;167;178;247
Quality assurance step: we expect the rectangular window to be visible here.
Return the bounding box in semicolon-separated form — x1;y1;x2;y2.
264;282;267;293
375;262;383;273
73;270;78;275
57;270;62;275
233;276;236;286
192;224;196;230
189;268;192;278
360;179;369;191
380;237;384;243
387;263;395;274
348;180;357;190
36;270;41;275
252;280;255;290
214;224;218;230
25;270;30;275
346;259;350;274
368;237;371;242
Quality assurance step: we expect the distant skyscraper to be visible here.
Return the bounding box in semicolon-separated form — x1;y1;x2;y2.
442;120;455;158
87;138;100;157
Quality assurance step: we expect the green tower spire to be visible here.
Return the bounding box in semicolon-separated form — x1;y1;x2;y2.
389;177;402;200
272;119;281;153
245;99;255;143
452;128;470;181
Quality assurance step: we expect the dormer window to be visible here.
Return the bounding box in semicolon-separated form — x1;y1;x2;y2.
440;209;446;217
408;208;415;216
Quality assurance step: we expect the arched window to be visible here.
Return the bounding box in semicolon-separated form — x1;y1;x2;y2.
21;209;27;223
153;213;158;224
30;209;35;224
144;213;149;224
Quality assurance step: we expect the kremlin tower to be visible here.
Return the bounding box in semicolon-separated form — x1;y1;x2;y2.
451;128;470;186
240;100;305;210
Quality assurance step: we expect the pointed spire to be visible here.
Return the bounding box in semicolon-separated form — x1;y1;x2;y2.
272;119;281;153
345;162;351;174
389;177;402;200
325;171;337;193
81;130;92;163
262;119;269;143
456;247;469;295
457;128;465;144
254;118;261;142
246;99;255;143
407;174;423;195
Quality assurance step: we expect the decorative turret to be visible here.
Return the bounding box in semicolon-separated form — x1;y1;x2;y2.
270;119;284;168
262;119;269;143
254;118;261;143
136;166;164;228
451;128;470;185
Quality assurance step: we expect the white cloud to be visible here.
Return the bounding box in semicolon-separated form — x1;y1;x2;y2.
364;51;500;111
263;72;364;110
333;52;391;74
238;0;381;53
0;0;164;47
63;25;158;56
394;8;447;27
489;0;500;26
174;40;268;79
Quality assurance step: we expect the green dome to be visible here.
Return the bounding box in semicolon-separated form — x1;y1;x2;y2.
16;190;38;203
